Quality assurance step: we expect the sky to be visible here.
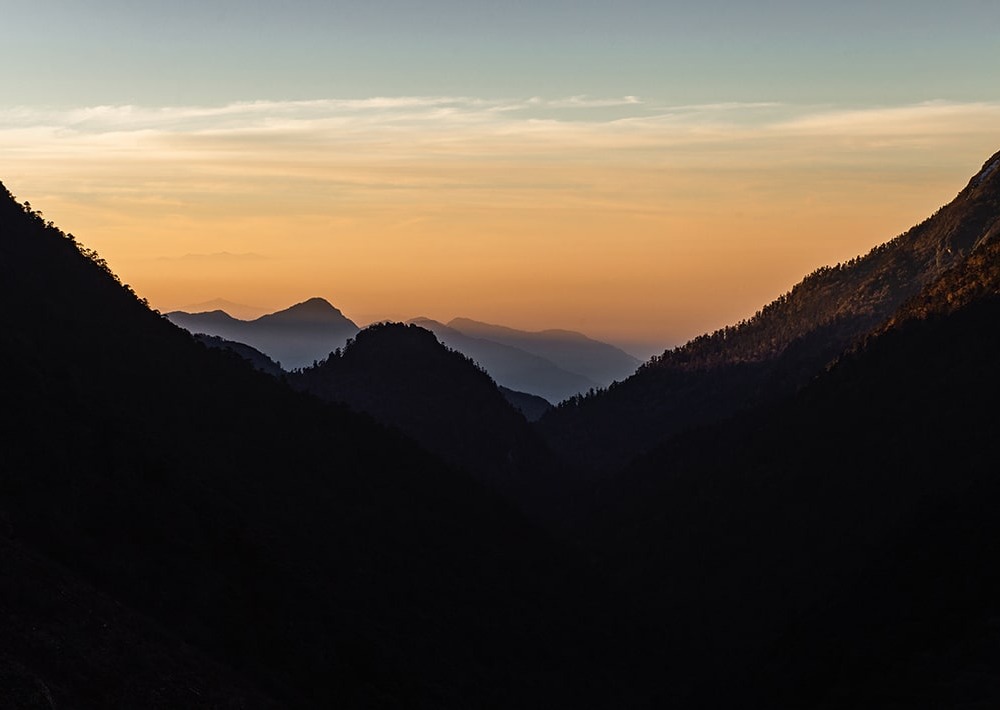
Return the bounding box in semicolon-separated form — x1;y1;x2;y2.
2;1;998;357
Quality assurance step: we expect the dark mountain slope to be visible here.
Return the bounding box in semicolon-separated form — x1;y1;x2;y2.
540;149;1000;473
167;297;359;369
0;185;619;708
447;318;640;386
0;535;278;709
289;323;571;519
585;290;1000;708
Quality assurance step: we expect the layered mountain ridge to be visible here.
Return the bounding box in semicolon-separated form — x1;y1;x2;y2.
168;304;637;402
166;297;360;369
446;318;639;386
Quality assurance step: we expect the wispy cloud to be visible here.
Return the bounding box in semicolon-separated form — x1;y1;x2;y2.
4;96;996;236
3;95;996;350
5;97;995;155
773;100;1000;136
0;95;646;135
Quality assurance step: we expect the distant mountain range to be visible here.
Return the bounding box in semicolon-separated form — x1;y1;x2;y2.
178;298;268;320
166;297;360;370
169;303;639;403
448;318;639;384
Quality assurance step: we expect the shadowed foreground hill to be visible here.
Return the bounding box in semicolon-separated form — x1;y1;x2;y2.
0;184;620;708
290;323;571;518
540;149;1000;473
584;234;1000;706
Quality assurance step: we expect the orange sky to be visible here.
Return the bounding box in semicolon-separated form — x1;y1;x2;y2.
3;99;998;356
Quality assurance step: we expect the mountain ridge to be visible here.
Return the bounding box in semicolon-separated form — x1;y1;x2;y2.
179;298;267;320
166;297;359;369
585;291;1000;707
446;317;640;386
539;148;1000;472
256;296;349;324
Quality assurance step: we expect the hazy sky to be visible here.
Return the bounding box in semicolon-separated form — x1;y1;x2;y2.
2;1;998;355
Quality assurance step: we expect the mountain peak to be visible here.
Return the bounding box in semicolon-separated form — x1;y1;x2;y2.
259;297;355;326
286;296;340;314
290;321;551;495
168;297;360;369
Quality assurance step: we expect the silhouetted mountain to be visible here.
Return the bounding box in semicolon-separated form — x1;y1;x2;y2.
0;183;624;708
584;290;1000;707
167;297;359;369
408;317;597;402
540;149;1000;473
447;318;640;387
194;333;284;376
499;386;553;422
289;323;569;518
167;307;243;330
259;296;351;325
